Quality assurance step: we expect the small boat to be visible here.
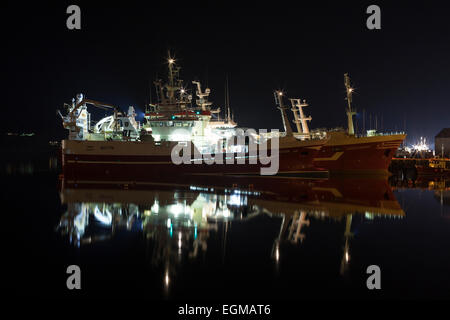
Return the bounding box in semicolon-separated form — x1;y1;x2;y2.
416;158;450;177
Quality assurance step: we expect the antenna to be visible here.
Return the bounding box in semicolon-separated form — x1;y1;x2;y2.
403;113;406;132
225;74;231;123
149;79;153;105
362;108;366;134
223;74;228;121
167;50;175;87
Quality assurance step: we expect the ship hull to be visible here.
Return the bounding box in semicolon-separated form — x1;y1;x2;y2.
313;132;406;175
61;138;328;182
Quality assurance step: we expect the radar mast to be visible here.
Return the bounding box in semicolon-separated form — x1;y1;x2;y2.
274;91;293;136
344;73;356;135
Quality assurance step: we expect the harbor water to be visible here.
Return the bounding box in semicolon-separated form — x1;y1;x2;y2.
5;151;450;300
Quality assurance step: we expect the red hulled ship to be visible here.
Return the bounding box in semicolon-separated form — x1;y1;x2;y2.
279;73;406;175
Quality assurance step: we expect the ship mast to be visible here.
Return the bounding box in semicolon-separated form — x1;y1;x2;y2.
344;73;356;135
290;98;311;134
165;52;183;105
225;75;231;123
274;91;293;136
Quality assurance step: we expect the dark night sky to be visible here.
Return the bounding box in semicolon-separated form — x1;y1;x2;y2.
3;1;450;147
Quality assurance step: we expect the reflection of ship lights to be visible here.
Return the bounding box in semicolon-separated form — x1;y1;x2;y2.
275;247;280;262
74;211;87;236
164;271;170;287
228;194;242;206
169;203;186;216
151;200;159;214
345;251;350;262
93;206;112;225
365;212;375;220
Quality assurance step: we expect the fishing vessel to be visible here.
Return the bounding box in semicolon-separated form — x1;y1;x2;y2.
278;74;406;175
59;56;327;181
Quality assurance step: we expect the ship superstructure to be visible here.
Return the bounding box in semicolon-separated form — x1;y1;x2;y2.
59;94;141;141
60;55;240;154
141;56;240;154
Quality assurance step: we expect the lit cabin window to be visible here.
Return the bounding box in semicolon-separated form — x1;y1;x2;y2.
175;122;182;127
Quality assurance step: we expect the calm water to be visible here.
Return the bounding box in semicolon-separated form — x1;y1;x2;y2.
5;155;450;300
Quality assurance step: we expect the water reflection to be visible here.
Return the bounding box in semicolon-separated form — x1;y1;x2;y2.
57;176;408;294
392;177;449;221
58;188;255;247
2;156;59;175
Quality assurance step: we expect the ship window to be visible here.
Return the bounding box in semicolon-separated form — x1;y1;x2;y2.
159;122;163;127
175;122;182;127
166;121;174;127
